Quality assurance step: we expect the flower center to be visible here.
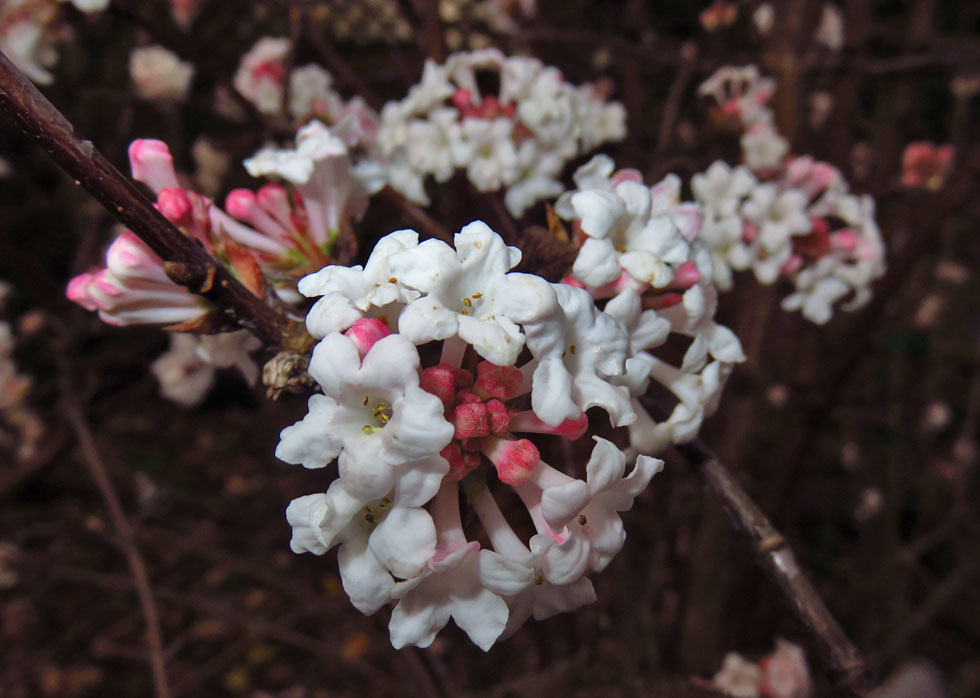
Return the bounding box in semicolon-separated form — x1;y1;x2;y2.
361;395;392;434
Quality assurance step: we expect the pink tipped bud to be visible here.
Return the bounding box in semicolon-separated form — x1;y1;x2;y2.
129;139;179;194
455;403;490;439
742;221;759;243
831;229;858;252
105;231;165;281
66;272;100;311
780;254;804;276
440;444;481;482
421;364;474;410
670;262;701;290
256;183;293;220
562;276;587;289
475;361;523;399
344;318;391;359
509;410;588;440
225;188;258;221
486;399;511;434
452;88;475;116
483;437;540;486
157;188;193;226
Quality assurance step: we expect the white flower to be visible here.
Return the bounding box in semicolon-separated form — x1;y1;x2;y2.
233;37;290;115
67;0;110;12
150;331;260;407
388;482;510;650
276;332;453;500
525;283;634;428
389;221;557;365
742;124;789;172
286;473;443;613
564;438;663;571
129;45;194;102
300;229;421;338
0;17;56;85
692;161;757;219
288;64;343;124
245;120;368;251
815;3;845;51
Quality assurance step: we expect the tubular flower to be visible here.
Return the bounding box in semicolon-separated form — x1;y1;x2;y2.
557;156;745;454
372;49;626;216
694;66;886;323
235;120;376;276
281;222;665;650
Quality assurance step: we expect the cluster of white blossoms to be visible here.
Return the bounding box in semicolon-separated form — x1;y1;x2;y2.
232;37;378;129
0;0;108;85
555;155;746;455
277;220;698;649
372;49;627;216
693;66;886;324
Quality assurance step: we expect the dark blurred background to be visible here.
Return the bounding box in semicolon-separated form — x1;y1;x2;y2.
2;1;980;696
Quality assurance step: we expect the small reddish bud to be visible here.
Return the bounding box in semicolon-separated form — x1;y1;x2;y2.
476;361;523;399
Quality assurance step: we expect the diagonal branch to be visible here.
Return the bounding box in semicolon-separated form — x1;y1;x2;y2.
0;51;288;348
669;433;874;697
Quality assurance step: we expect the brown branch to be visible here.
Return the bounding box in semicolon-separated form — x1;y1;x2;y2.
412;0;447;62
58;366;172;698
650;416;874;697
380;186;452;243
0;51;288;347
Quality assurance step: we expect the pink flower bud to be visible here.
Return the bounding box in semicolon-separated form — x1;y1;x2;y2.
105;231;165;282
562;276;587;289
486;399;511;434
129;139;180;194
440;443;481;482
483;437;540;486
475;361;523;399
344;318;391;359
225;188;258;221
670;262;701;290
455;402;490;439
831;229;857;252
779;254;803;276
66;272;99;311
157;188;193;226
742;221;759;243
421;364;474;410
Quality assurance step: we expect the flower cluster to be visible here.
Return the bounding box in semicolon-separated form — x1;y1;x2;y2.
373;49;626;216
901;141;955;191
0;0;109;85
706;639;813;698
232;37;377;129
279;222;669;649
694;66;886;324
556;155;745;455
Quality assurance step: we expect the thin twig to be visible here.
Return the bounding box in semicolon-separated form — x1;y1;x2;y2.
0;51;289;347
58;366;172;698
644;404;874;697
